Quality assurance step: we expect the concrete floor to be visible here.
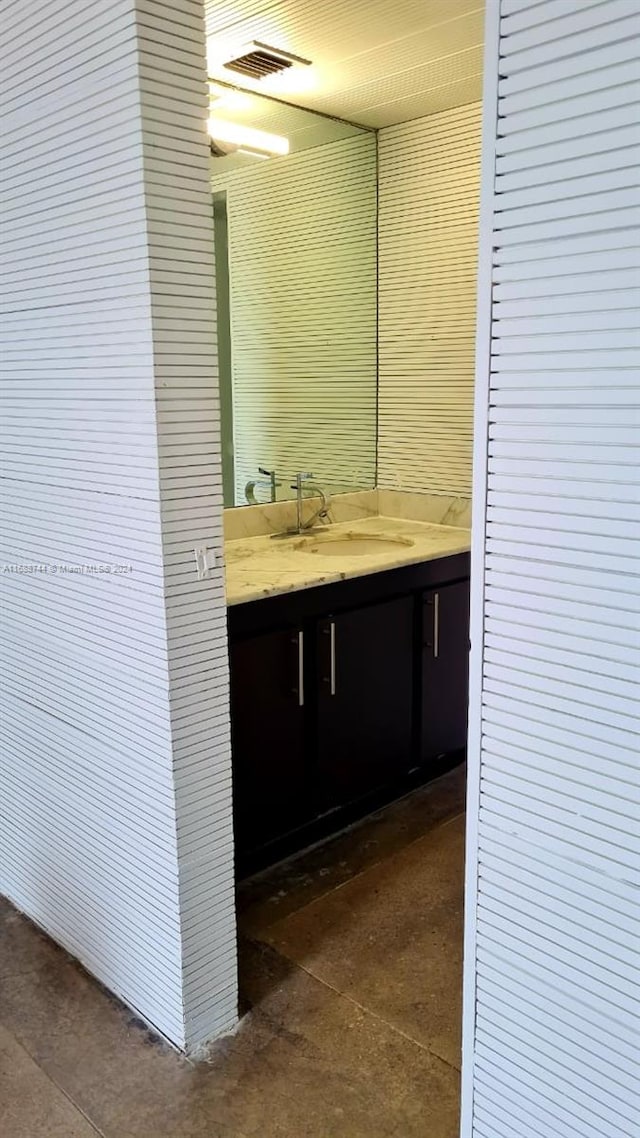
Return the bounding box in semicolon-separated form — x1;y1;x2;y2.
0;764;466;1138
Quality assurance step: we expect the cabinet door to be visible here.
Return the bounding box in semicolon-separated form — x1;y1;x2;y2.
421;580;470;761
230;628;310;854
316;597;414;811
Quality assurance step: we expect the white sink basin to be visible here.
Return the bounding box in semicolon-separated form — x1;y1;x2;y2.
294;533;414;557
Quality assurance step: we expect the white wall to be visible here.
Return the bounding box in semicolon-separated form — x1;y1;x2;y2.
213;134;378;503
377;103;481;497
0;0;236;1051
463;1;640;1134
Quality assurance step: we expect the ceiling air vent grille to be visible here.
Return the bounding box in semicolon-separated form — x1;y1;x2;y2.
223;42;311;81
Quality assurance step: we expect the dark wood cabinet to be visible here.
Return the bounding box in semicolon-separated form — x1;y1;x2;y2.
230;627;310;851
315;597;414;812
228;552;470;866
421;580;470;762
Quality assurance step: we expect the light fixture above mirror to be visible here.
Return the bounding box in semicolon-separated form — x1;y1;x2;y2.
207;116;290;159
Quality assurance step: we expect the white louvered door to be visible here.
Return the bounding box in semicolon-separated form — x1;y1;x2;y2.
463;2;640;1136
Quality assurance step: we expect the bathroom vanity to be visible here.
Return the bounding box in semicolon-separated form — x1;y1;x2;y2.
213;81;476;873
225;513;470;870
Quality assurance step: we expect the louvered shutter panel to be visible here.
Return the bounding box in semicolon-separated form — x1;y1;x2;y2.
464;2;640;1135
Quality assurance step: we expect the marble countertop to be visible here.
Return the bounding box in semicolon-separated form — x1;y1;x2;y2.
225;515;471;606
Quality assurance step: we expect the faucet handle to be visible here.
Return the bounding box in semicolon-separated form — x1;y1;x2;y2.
258;466;275;477
290;471;314;491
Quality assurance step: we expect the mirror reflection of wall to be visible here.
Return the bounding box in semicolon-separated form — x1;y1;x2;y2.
211;88;377;507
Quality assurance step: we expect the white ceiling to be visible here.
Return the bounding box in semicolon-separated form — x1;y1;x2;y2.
205;0;484;129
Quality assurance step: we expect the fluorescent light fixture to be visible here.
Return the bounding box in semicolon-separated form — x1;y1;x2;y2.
207;117;289;157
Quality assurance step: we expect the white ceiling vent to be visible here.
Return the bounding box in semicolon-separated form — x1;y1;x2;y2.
222;42;311;81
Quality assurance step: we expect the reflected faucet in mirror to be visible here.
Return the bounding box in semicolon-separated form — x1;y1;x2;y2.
244;467;280;505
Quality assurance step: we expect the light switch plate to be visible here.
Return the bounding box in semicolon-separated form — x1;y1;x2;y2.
194;545;216;580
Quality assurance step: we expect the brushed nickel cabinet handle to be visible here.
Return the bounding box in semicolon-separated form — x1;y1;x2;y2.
329;620;336;696
297;630;304;706
433;592;440;659
322;621;337;695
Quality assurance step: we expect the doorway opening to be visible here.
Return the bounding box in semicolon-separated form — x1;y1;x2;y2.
205;1;482;1131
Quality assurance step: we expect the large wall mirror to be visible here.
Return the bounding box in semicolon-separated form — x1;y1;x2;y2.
210;85;377;507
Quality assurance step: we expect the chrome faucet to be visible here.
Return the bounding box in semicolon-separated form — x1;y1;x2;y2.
292;471;313;532
291;472;330;534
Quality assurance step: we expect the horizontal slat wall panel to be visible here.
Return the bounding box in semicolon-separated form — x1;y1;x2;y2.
138;0;236;1050
465;2;640;1135
0;0;236;1052
213;135;377;503
377;103;481;496
0;0;184;1046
